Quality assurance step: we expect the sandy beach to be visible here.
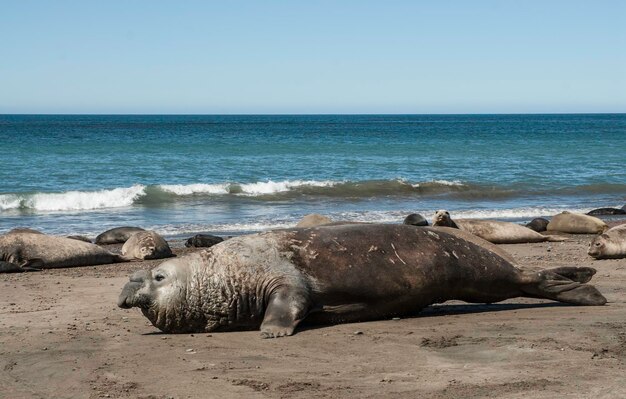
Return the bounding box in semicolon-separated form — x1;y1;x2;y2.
1;227;625;399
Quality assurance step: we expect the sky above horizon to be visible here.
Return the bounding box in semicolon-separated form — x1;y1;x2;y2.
1;1;625;114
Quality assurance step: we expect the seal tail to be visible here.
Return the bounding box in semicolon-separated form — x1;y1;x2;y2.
521;267;606;306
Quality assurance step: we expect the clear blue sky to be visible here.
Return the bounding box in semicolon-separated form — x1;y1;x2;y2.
1;1;624;114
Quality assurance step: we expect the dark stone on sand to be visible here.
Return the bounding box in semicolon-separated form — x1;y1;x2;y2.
185;234;224;248
403;213;429;227
587;208;626;216
526;218;550;232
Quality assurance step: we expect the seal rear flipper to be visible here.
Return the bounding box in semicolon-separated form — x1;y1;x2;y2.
544;266;596;283
522;271;607;306
259;287;310;338
0;261;27;273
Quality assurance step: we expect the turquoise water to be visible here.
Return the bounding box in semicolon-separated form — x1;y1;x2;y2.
1;114;625;237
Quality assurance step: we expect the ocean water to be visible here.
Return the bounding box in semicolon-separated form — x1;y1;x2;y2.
1;114;625;238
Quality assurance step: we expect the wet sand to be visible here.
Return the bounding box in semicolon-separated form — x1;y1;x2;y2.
1;232;625;398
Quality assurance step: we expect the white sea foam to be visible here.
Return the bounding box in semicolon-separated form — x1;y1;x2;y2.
236;180;338;195
0;185;146;211
411;180;464;188
159;183;230;195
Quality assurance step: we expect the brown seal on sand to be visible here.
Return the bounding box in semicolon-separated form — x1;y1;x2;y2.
296;214;333;228
121;231;173;261
588;224;626;259
118;224;605;338
0;232;125;272
95;226;145;245
547;212;608;234
432;210;566;244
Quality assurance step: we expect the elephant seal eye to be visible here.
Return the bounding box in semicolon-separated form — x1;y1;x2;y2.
155;274;165;281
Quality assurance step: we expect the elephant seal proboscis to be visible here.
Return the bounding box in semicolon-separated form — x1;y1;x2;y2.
432;210;566;244
0;233;125;272
121;231;173;261
526;218;550;233
118;224;605;338
185;234;224;248
586;208;626;216
547;212;608;234
295;214;333;228
588;224;626;259
95;226;145;245
403;213;429;227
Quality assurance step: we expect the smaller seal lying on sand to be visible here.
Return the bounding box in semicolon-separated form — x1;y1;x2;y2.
296;214;333;228
547;212;608;234
95;227;145;245
432;210;565;244
119;224;605;337
121;231;173;261
185;234;224;248
586;208;626;216
588;224;626;259
526;218;549;233
403;213;429;227
0;233;125;272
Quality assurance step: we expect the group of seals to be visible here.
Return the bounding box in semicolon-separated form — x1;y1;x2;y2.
118;224;606;337
431;210;565;244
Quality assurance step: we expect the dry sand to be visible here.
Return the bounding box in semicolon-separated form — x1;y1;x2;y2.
1;231;625;399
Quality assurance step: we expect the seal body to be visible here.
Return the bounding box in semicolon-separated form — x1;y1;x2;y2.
403;213;429;227
432;210;563;244
118;224;605;337
0;233;124;272
296;214;332;228
95;227;145;245
547;212;608;234
121;231;173;261
185;234;224;248
588;224;626;259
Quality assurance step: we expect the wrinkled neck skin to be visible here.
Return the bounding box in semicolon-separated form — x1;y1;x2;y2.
142;232;302;333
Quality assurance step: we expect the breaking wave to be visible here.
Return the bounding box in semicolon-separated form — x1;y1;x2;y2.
1;179;624;212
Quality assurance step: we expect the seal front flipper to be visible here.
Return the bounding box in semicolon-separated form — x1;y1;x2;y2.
521;269;607;306
259;286;311;338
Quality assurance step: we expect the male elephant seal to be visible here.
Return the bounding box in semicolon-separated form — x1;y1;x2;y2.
403;213;429;227
95;226;145;245
118;224;605;338
588;224;626;259
526;218;550;233
432;210;565;244
0;233;125;272
295;214;333;228
121;231;173;261
185;234;224;248
547;212;608;234
587;207;626;216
